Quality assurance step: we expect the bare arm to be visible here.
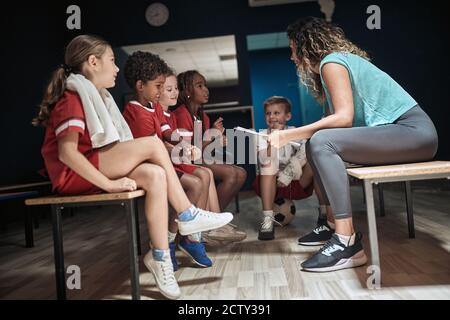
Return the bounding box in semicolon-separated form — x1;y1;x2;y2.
58;132;136;192
269;63;354;147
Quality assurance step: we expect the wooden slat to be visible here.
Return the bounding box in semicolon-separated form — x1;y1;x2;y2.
25;190;145;206
346;161;450;179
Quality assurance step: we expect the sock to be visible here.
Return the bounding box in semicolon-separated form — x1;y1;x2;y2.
168;231;177;243
187;232;202;243
336;232;355;247
178;205;197;222
327;220;336;229
263;210;274;217
152;248;170;262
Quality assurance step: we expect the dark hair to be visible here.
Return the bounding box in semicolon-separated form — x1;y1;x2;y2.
263;96;292;113
177;70;207;128
124;51;170;89
286;17;369;104
33;34;110;127
177;70;202;107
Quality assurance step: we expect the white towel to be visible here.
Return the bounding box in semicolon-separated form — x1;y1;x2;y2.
65;74;133;149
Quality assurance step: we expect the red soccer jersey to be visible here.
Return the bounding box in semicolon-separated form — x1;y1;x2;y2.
173;104;211;135
41;90;100;194
123;100;164;139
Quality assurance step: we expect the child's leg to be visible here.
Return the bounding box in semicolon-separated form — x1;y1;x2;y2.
180;173;202;207
204;168;221;213
127;163;168;250
99;136;193;213
299;162;314;189
99;136;233;236
190;168;211;209
260;174;277;211
203;164;247;211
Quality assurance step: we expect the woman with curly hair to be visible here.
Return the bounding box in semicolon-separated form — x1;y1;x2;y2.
268;17;438;272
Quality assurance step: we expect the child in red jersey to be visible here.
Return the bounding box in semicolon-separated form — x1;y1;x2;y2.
174;70;247;243
122;52;222;268
33;36;233;299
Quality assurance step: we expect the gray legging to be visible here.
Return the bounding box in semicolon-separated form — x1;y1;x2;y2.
306;105;438;219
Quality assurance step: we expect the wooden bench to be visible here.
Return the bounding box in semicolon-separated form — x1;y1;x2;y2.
346;161;450;281
25;190;145;300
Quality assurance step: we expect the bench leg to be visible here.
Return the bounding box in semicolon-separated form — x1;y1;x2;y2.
134;198;142;256
404;181;415;239
378;184;385;217
364;180;381;285
124;200;141;300
51;205;66;300
24;206;34;248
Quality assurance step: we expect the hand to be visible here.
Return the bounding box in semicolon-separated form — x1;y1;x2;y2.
267;130;290;149
190;145;202;161
213;117;225;134
105;177;137;193
220;135;228;147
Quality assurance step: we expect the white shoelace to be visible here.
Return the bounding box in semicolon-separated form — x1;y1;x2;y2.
313;224;330;234
321;244;344;257
261;215;281;230
159;260;176;286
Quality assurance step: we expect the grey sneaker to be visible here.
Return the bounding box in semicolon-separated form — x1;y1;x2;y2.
202;223;247;244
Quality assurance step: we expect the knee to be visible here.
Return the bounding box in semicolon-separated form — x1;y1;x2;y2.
141;166;166;190
235;167;247;184
227;166;246;186
196;168;211;187
307;130;334;158
138;136;165;157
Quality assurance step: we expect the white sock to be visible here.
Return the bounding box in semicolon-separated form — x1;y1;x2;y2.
187;232;202;242
336;232;356;247
327;221;336;229
168;231;177;243
263;210;274;217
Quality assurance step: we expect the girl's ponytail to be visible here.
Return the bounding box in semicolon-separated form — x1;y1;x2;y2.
32;67;68;127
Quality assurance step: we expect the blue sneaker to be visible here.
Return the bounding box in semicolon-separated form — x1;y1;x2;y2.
169;242;179;271
178;238;212;268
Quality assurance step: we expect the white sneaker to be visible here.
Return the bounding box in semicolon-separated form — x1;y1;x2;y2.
143;251;181;300
177;208;233;236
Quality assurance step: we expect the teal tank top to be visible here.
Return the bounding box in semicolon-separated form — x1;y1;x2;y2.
319;52;417;127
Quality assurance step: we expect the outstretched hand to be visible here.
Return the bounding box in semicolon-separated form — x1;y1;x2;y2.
267;130;290;149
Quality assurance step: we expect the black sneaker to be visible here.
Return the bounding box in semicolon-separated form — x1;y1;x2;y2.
258;215;276;240
301;232;368;272
298;216;334;246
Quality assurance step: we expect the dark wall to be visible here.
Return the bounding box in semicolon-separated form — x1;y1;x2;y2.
1;0;449;185
248;47;303;130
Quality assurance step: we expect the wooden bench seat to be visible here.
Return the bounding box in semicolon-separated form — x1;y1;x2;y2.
346;161;450;286
25;190;146;300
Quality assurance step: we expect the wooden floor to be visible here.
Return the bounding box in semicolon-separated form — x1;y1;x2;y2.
1;181;450;300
